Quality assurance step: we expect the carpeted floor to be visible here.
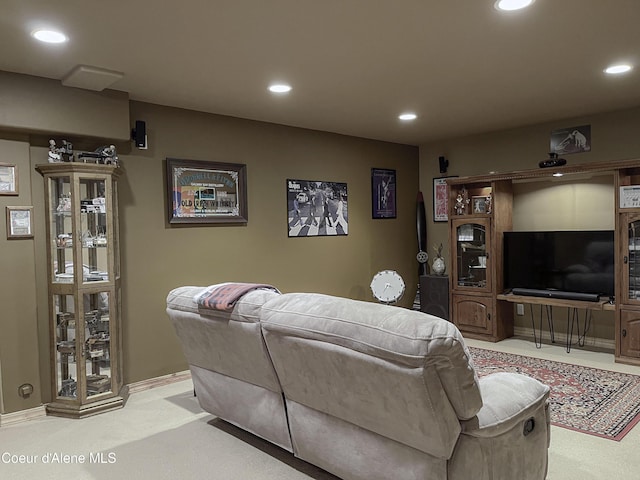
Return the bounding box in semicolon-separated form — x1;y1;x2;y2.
470;346;640;441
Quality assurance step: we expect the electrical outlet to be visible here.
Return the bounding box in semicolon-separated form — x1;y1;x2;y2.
18;383;33;398
516;303;525;316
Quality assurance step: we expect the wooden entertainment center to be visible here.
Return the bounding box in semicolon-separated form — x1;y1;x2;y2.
446;158;640;365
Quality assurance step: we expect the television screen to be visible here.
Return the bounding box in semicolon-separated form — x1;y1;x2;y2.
503;230;615;297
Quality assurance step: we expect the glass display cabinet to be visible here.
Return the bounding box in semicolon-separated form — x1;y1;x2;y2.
447;178;513;342
36;163;127;418
623;215;640;303
617;166;640;364
618;212;640;361
452;219;490;291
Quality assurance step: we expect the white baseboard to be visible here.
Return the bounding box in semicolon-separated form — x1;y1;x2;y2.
0;370;192;427
126;370;192;395
513;325;615;352
0;405;47;427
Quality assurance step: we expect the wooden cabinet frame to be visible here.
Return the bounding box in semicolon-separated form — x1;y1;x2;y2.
446;158;640;362
36;163;128;417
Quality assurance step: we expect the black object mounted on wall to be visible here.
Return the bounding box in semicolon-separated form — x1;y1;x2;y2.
539;152;566;168
131;120;148;149
439;156;449;174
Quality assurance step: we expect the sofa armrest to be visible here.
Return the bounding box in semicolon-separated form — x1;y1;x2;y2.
460;372;550;438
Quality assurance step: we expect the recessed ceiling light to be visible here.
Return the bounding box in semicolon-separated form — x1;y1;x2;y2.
268;84;292;93
552;173;564;177
32;29;68;44
495;0;535;11
398;113;417;121
604;64;633;75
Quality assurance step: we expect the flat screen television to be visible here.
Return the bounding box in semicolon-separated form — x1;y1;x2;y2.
503;230;615;299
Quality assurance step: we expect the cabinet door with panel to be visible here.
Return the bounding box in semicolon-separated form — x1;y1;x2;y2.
451;294;494;337
619;309;640;360
451;217;492;294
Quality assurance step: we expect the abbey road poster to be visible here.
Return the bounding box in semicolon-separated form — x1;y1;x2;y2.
287;179;348;237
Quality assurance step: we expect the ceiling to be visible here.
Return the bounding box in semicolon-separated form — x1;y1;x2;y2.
1;1;639;146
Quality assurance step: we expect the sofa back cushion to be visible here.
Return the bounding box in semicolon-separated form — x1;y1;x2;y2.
260;293;482;459
167;285;282;392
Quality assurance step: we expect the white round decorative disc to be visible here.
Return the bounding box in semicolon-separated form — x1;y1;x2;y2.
370;270;405;304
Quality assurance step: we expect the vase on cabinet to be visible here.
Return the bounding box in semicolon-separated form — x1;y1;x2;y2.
432;257;446;275
432;243;446;275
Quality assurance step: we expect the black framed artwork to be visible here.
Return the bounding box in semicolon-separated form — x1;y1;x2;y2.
371;168;396;219
287;179;348;237
166;158;248;225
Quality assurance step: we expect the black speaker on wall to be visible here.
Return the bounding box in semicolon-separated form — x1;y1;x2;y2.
131;120;147;149
439;156;449;174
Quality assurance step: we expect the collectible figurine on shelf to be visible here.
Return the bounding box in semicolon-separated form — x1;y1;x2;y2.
485;193;493;214
77;145;119;166
454;188;470;215
48;139;74;163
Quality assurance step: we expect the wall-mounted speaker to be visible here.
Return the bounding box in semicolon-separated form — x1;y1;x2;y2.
131;120;147;149
439;156;449;174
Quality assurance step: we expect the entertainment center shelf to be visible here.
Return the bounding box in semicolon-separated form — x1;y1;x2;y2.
497;293;616;312
446;158;640;366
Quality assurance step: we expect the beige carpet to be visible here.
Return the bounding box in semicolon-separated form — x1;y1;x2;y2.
1;338;639;479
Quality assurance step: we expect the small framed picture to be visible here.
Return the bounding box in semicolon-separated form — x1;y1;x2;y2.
6;206;33;238
371;168;396;219
0;163;18;195
472;196;487;214
434;176;457;222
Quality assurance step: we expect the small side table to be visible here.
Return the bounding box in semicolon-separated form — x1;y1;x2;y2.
420;275;449;321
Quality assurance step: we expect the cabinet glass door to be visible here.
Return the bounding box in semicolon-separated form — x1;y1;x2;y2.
48;176;75;284
454;220;490;290
628;219;640;301
83;291;113;398
54;294;78;399
79;176;110;284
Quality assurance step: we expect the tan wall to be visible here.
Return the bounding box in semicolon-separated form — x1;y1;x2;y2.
419;106;640;347
119;101;419;383
0;71;130;141
0;138;42;414
0;73;419;412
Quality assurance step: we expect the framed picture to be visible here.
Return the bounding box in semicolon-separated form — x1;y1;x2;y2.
472;196;487;214
287;179;348;237
550;124;591;155
0;163;18;195
434;176;456;222
371;168;396;219
166;158;248;224
6;206;33;238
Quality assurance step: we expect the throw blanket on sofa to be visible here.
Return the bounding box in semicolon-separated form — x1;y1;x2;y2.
196;283;279;313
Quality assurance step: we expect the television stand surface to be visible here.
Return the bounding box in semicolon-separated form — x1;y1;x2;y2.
510;288;600;303
497;291;615;352
497;292;613;311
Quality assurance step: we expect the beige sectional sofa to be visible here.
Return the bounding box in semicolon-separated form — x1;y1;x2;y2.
166;285;550;480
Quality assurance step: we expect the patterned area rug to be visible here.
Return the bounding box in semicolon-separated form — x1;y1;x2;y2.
469;347;640;441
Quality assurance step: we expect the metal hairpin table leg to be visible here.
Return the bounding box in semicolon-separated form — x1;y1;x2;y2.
566;307;592;353
567;308;576;353
577;309;591;347
546;305;555;344
530;304;554;349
